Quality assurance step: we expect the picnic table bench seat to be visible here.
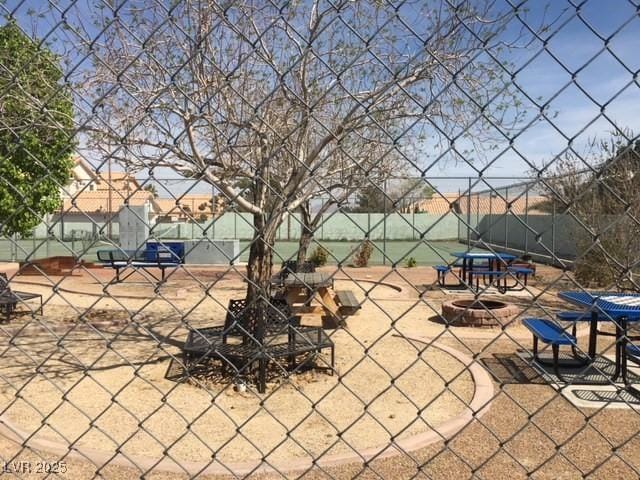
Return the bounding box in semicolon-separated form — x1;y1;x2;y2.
475;267;533;293
335;290;361;315
555;311;597;355
524;318;576;345
627;343;640;360
0;273;43;322
509;267;534;275
508;267;534;284
475;270;507;277
433;265;450;272
433;265;462;287
625;343;640;398
556;311;592;321
523;318;589;382
474;267;533;276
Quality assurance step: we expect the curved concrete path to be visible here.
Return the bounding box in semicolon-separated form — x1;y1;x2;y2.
0;342;494;477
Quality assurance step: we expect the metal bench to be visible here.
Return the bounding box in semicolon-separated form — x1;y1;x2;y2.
627;343;640;363
0;273;43;322
475;267;533;293
335;290;361;315
183;298;334;393
556;311;591;321
433;265;450;287
97;249;181;283
624;339;640;398
433;265;465;288
510;267;534;276
523;318;588;382
508;267;534;289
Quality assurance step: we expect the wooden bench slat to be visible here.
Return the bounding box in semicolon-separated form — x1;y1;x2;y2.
335;290;360;309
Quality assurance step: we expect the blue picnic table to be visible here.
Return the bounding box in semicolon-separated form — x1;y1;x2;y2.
559;291;640;391
451;252;518;290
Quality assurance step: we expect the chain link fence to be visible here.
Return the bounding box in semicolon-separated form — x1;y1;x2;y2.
459;179;578;265
1;1;640;479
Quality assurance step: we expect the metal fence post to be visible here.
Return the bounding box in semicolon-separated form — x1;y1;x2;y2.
383;179;387;265
412;207;416;241
552;201;556;261
10;234;16;262
488;192;493;245
524;187;529;254
467;178;471;248
504;186;509;249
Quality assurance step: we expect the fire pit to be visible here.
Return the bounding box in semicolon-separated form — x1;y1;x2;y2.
441;299;520;327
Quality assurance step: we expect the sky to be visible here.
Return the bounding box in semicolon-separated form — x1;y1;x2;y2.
433;0;640;192
1;0;639;198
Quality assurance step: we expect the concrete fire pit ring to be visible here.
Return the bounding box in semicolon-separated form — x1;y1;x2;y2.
441;298;520;327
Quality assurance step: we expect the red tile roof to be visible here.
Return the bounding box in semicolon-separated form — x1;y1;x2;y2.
60;190;157;214
411;193;548;215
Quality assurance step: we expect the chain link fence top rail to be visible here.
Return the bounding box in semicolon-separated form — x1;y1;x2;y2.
1;1;640;479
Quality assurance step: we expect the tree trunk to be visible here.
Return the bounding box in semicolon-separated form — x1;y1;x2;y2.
245;213;277;303
296;202;313;265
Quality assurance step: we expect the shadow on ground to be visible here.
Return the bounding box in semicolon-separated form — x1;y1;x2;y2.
480;353;546;384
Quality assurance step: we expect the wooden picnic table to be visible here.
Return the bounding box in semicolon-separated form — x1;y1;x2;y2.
283;272;342;328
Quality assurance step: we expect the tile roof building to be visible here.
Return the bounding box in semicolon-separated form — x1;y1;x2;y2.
154;195;225;222
408;193;549;215
60;158;226;222
61;190;160;215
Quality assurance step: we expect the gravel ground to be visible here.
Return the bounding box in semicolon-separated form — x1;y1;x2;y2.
1;264;637;479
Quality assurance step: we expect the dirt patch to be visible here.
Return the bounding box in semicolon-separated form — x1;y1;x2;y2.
0;321;474;465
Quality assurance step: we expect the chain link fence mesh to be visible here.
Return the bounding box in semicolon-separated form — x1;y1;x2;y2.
1;0;640;478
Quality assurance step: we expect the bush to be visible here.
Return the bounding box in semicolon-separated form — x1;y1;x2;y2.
352;240;373;267
573;219;640;290
574;250;612;288
405;257;417;268
307;246;329;267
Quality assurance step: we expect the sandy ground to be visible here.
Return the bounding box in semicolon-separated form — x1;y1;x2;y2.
1;264;637;478
0;265;479;467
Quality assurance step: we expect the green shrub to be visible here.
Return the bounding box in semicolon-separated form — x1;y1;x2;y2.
307;246;329;267
353;240;373;267
405;257;417;268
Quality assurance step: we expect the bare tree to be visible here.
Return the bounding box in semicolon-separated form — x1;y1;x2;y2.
294;139;399;265
80;0;525;302
539;131;640;290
